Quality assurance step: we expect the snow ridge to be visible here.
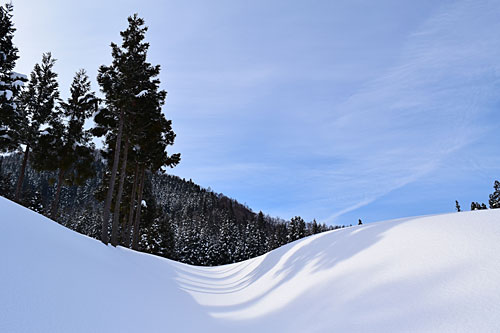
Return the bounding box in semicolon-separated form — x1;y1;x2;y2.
1;196;499;332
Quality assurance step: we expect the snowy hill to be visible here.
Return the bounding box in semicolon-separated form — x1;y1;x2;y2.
1;196;500;332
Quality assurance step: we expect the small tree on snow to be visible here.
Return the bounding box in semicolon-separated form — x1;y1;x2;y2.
489;180;500;209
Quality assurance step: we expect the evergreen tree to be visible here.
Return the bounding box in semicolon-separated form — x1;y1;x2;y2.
256;211;267;253
96;14;180;246
455;200;461;212
287;216;306;242
471;202;487;211
358;219;363;225
244;220;261;259
14;52;60;201
489;180;500;209
0;3;24;153
218;217;238;264
31;69;96;219
311;219;320;234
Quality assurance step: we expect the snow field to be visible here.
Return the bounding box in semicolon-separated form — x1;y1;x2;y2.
1;196;500;332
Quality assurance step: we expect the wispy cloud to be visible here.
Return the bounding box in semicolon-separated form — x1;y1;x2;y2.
312;0;500;222
167;0;500;223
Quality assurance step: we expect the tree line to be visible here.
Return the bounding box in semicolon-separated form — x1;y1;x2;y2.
455;180;500;212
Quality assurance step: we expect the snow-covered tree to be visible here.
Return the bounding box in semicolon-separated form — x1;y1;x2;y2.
218;217;239;264
288;216;306;242
488;180;500;209
0;3;25;153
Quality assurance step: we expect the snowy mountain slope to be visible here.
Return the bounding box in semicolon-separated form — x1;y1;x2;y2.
1;196;500;332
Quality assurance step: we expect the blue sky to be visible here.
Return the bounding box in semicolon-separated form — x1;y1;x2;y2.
11;0;500;225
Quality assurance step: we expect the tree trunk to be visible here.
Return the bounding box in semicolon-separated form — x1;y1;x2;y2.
120;212;129;246
111;138;129;247
14;144;30;202
50;168;65;220
101;109;124;245
122;163;139;248
132;166;146;250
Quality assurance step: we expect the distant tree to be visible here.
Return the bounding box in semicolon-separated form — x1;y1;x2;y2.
14;52;60;201
358;219;363;225
311;219;321;234
455;200;461;212
489;180;500;209
288;216;306;242
471;202;487;211
244;220;261;258
218;217;238;264
256;211;267;253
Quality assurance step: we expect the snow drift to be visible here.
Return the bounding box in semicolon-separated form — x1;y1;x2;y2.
1;196;500;332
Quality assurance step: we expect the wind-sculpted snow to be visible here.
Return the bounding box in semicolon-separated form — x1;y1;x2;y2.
1;196;500;332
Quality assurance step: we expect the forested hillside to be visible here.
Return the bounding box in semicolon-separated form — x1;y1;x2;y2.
0;153;339;265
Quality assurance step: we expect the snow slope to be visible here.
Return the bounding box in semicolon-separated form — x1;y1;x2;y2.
1;196;500;332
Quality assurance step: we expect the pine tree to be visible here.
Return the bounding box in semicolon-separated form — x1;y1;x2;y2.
14;52;60;201
455;200;461;212
244;220;261;259
358;219;363;225
471;202;487;211
31;69;97;219
310;219;320;234
256;211;267;253
96;14;180;246
218;217;238;264
0;3;25;153
288;216;306;242
488;180;500;209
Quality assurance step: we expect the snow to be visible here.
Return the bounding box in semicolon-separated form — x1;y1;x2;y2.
135;90;148;97
1;196;500;332
10;72;27;88
2;89;12;100
12;80;24;88
10;72;27;81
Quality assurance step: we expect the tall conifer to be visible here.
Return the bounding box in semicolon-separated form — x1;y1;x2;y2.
96;14;180;246
32;69;97;219
14;52;60;201
0;3;24;153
